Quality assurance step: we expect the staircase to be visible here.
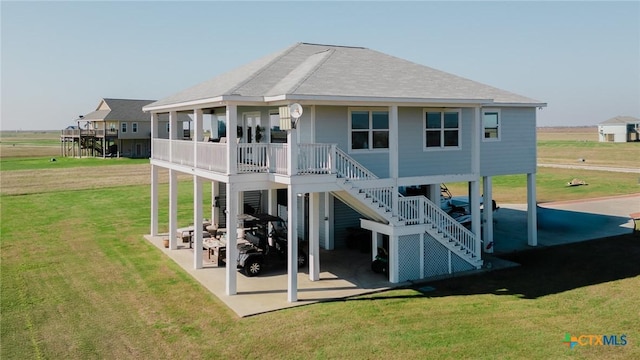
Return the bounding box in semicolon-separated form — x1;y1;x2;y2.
330;147;482;269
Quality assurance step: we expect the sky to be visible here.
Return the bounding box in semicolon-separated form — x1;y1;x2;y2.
1;1;639;130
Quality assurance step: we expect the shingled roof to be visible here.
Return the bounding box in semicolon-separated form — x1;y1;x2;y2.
145;42;544;111
599;116;640;125
83;98;155;121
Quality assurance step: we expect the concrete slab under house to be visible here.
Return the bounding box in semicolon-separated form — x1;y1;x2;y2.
144;42;546;307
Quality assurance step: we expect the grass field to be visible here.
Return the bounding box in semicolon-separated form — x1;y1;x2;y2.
1;128;639;359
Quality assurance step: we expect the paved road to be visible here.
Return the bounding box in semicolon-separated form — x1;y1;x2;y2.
538;163;640;173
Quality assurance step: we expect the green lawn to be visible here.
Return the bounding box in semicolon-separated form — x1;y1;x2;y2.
0;156;149;171
2;182;638;359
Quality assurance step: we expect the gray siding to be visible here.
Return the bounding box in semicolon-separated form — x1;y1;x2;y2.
398;107;473;177
480;107;537;175
315;106;389;177
332;197;362;249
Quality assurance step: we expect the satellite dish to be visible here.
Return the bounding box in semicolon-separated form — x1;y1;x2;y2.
289;103;303;119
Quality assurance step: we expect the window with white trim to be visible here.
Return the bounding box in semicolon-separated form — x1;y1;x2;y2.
424;109;461;149
132;122;138;133
483;109;500;140
349;109;389;151
121;122;127;133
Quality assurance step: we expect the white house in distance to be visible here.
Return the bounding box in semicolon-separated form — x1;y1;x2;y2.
597;116;640;142
144;42;546;302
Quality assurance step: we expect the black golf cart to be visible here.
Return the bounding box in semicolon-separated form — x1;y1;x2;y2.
236;214;307;277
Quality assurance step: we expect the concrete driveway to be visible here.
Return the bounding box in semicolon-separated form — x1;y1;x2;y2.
492;193;640;253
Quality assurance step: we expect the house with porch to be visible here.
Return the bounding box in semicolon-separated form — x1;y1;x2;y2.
60;98;190;158
144;42;546;302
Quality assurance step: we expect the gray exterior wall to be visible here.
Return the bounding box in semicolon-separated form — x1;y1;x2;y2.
479;107;537;175
397;107;473;177
315;105;537;179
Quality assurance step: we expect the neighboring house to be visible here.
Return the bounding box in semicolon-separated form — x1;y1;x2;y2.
144;42;546;302
597;116;640;142
60;98;190;158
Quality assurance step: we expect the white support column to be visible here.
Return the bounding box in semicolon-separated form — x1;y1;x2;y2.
324;192;334;250
527;172;538;246
169;110;177;171
151;113;158;154
193;109;203;169
309;192;320;281
287;128;298;176
473;107;481;175
371;231;378;262
482;176;494;253
193;175;203;269
389;235;399;283
287;185;299;302
268;189;277;217
471;106;482;256
225;182;237;295
237;192;244;217
212;181;220;226
470;180;481;256
389;105;399;216
150;165;159;236
268;189;277;246
226;104;238;175
169;169;178;250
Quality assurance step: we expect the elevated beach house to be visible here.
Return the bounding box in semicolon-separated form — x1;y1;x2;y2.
144;43;546;302
61;98;190;158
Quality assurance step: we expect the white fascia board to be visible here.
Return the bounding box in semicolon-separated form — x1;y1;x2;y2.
489;102;548;108
360;219;428;236
265;94;494;107
143;95;265;113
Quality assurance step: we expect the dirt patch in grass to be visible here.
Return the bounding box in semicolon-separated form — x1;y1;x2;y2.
421;232;640;299
0;164;190;195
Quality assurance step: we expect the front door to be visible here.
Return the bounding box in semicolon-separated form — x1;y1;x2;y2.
242;112;261;144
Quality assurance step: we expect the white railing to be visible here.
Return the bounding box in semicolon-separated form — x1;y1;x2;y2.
270;144;288;175
237;143;269;173
152;139;170;162
335;148;378;180
298;144;334;175
196;142;226;172
399;196;477;257
172;140;194;166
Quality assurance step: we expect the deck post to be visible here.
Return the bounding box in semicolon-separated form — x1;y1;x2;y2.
527;172;537;246
151;165;159;236
389;105;399;216
287;185;299;302
309;192;320;281
483;176;494;253
193;175;203;269
226;104;237;175
225;182;238;295
389;234;399;283
169;169;178;250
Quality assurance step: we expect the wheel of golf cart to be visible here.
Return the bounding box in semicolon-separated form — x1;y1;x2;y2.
297;252;306;267
244;259;262;277
371;260;384;274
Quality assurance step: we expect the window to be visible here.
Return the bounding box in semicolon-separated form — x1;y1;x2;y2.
166;123;170;133
483;109;500;140
132;122;138;133
349;109;389;151
121;122;127;133
269;112;287;143
424;109;460;149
